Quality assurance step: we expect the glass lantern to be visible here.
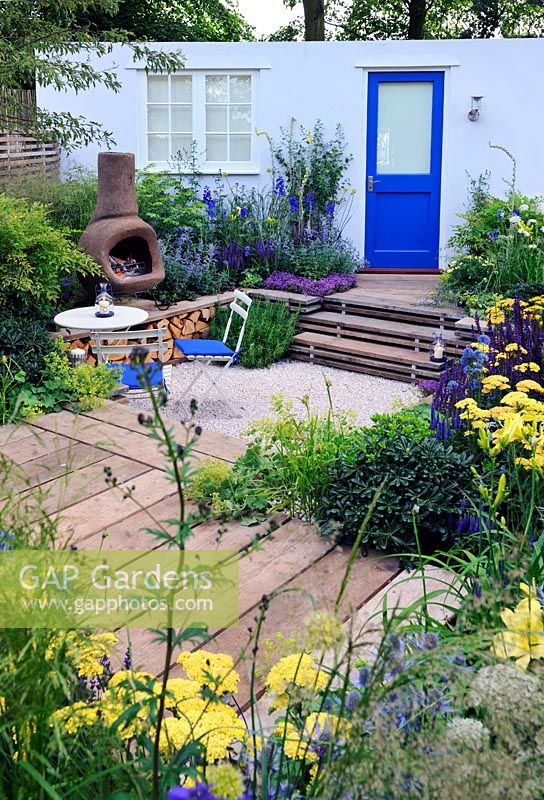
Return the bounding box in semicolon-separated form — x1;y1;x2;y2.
430;331;446;363
95;281;115;318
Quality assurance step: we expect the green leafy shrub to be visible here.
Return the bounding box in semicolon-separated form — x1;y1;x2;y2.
136;168;206;241
0;313;55;384
319;412;475;552
444;155;544;297
246;391;356;520
209;299;299;368
187;449;273;525
0;193;98;316
0;166;98;242
13;341;120;417
276;238;362;279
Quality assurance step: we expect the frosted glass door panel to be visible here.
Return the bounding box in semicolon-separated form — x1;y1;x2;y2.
377;82;433;174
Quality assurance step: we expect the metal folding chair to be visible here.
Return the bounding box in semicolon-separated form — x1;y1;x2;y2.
93;327;172;399
173;289;252;411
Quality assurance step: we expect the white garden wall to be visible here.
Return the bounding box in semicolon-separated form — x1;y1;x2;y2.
37;39;544;266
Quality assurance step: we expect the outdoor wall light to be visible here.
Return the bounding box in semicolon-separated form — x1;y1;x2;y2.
468;96;483;122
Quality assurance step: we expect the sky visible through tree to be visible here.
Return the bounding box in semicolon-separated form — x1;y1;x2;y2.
237;0;294;35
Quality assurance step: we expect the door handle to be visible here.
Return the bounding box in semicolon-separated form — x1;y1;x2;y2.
367;176;380;192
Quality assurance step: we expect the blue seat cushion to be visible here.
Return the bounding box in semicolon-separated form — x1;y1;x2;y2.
174;339;234;358
107;362;163;390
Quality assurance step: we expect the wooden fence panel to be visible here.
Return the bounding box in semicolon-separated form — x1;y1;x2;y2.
0;133;60;179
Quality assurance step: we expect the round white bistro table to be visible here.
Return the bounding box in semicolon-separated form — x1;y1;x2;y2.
54;305;149;333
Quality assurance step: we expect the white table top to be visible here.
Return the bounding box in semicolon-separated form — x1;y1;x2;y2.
54;305;149;332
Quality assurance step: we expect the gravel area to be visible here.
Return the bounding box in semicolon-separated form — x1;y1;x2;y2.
130;359;421;439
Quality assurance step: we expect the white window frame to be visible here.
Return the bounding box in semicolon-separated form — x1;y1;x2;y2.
138;69;260;174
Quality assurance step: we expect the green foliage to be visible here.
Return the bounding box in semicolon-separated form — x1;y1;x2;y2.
272;120;352;214
0;193;99;316
444;155;544;298
0;167;98;242
0;313;55;384
330;0;544;41
136;168;206;241
209;299;299;368
319;411;475;552
75;0;255;42
277;238;362;279
7;341;121;418
187;448;273;524
0;0;185;149
246;390;356;520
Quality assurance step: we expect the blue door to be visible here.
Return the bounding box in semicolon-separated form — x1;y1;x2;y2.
364;72;444;269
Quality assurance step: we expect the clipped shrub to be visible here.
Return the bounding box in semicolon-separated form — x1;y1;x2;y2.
209;298;299;368
319;412;474;553
0;193;98;316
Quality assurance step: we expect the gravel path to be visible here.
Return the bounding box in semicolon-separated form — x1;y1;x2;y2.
130;359;420;439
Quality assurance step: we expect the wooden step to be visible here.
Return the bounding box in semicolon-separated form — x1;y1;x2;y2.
321;294;462;329
298;310;461;354
247;287;322;313
290;331;447;383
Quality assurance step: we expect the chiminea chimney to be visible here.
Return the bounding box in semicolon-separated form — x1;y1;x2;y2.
79;152;165;296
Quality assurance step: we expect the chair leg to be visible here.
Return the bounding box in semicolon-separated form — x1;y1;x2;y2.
183;358;240;416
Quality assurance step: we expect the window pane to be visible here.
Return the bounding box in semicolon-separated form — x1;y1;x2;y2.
229;134;251;162
377;82;433;174
148;134;169;161
171;106;192;132
148;75;168;103
206;134;228;161
230;105;251;132
171;135;193;158
206;75;228;103
230;75;251;103
147;105;169;132
171;75;192;102
206;104;227;132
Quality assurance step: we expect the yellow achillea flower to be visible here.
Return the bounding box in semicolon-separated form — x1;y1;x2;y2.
504;343;528;354
46;631;118;678
265;653;327;708
516;380;544;394
481;375;510;394
206;763;245;800
157;702;245;761
304;611;344;651
51;702;99;734
501;391;533;408
491;592;544;670
273;720;319;764
165;678;202;710
513;362;541;373
177;651;240;695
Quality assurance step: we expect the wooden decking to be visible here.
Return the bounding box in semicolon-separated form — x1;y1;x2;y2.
0;401;455;707
0;403;399;696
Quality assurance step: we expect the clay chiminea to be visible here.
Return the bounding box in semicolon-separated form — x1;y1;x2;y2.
79;152;165;295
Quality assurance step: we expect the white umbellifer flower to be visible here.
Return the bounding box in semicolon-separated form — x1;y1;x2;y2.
445;717;490;750
520;203;529;212
509;215;521;226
